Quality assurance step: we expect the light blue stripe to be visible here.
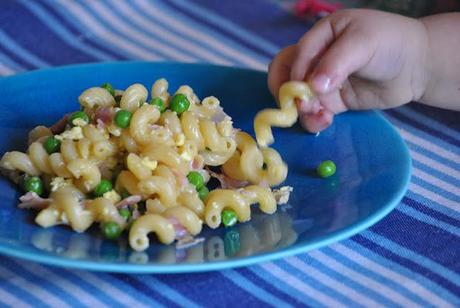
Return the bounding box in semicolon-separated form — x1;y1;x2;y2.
407;140;459;175
362;231;460;286
0;30;49;68
222;270;293;308
406;190;460;221
19;0;115;61
0;52;25;72
0;265;47;307
385;113;460;154
412;160;460;189
76;1;179;61
139;276;201;308
320;247;432;307
411;176;460;203
248;265;326;307
10;260;87;307
395;106;460;142
397;205;460;236
46;0;148;60
143;0;270;66
167;0;279;55
110;275;166;307
296;254;399;307
343;240;460;304
276;259;362;307
129;0;239;66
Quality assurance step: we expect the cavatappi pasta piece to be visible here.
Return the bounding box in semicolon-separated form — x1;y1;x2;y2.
66;159;101;192
151;78;170;104
79;87;116;110
129;214;176;251
130;104;161;145
254;81;314;147
28;126;52;145
222;131;287;186
204;185;276;228
120;83;148;113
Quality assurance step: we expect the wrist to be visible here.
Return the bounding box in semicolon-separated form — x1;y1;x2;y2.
413;18;431;103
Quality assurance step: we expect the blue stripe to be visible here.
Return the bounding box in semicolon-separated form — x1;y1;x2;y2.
297;254;399;307
112;274;178;308
0;52;25;72
407;103;460;133
406;140;459;174
403;196;460;227
163;0;274;60
412;159;460;189
221;270;291;307
0;30;49;68
356;232;460;295
411;176;460;204
38;0;126;60
387;109;460;147
343;240;460;304
19;0;115;62
396;105;460;142
76;1;173;60
237;267;305;307
397;206;460;237
320;247;431;307
249;265;326;307
0;265;48;308
141;276;201;308
0;2;93;66
277;259;362;307
155;271;266;306
190;0;311;47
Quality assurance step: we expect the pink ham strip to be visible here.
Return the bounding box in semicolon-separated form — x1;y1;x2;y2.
49;114;69;134
18;192;51;209
207;168;249;189
116;195;142;209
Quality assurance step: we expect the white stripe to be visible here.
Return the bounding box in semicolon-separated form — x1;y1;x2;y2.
308;250;420;307
260;262;346;307
399;128;460;164
86;1;194;62
0;63;15;76
409;182;460;212
0;265;71;308
18;262;108;308
134;0;267;70
412;167;460;197
330;243;454;308
0;283;33;308
111;0;231;65
411;151;460;180
57;0;160;60
72;271;150;308
285;256;383;307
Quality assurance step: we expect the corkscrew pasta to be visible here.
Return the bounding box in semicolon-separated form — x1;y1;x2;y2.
0;78;293;252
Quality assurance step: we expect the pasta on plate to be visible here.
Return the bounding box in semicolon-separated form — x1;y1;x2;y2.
0;78;310;252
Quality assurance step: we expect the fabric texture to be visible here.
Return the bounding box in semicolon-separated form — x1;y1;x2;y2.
0;0;459;307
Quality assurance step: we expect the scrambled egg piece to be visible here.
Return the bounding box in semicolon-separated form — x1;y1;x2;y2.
179;146;193;161
72;118;88;127
273;186;293;205
55;126;84;141
103;190;121;204
141;157;158;171
50;177;72;192
108;124;122;137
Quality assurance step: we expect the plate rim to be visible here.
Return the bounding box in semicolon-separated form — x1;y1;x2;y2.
0;61;412;273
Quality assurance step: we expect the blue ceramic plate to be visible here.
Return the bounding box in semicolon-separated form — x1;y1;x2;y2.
0;62;411;273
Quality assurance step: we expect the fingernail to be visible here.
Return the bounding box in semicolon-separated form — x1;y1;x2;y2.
312;74;331;93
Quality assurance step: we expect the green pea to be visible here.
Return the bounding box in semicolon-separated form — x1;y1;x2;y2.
114;110;132;128
317;160;336;178
150;97;165;113
101;221;122;240
197;186;209;201
94;179;113;197
100;82;115;97
69;111;89;126
222;209;238;227
224;229;240;257
169;94;190;115
187;171;204;189
118;208;131;221
22;176;43;196
43;136;61;154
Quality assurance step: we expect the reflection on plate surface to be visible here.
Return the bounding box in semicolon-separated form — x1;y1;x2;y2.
0;62;411;272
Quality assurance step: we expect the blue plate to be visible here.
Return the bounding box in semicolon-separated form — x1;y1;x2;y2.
0;62;411;273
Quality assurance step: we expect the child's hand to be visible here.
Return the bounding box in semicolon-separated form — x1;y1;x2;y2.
268;9;428;132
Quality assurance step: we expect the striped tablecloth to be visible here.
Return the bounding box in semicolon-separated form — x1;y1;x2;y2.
1;1;459;307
